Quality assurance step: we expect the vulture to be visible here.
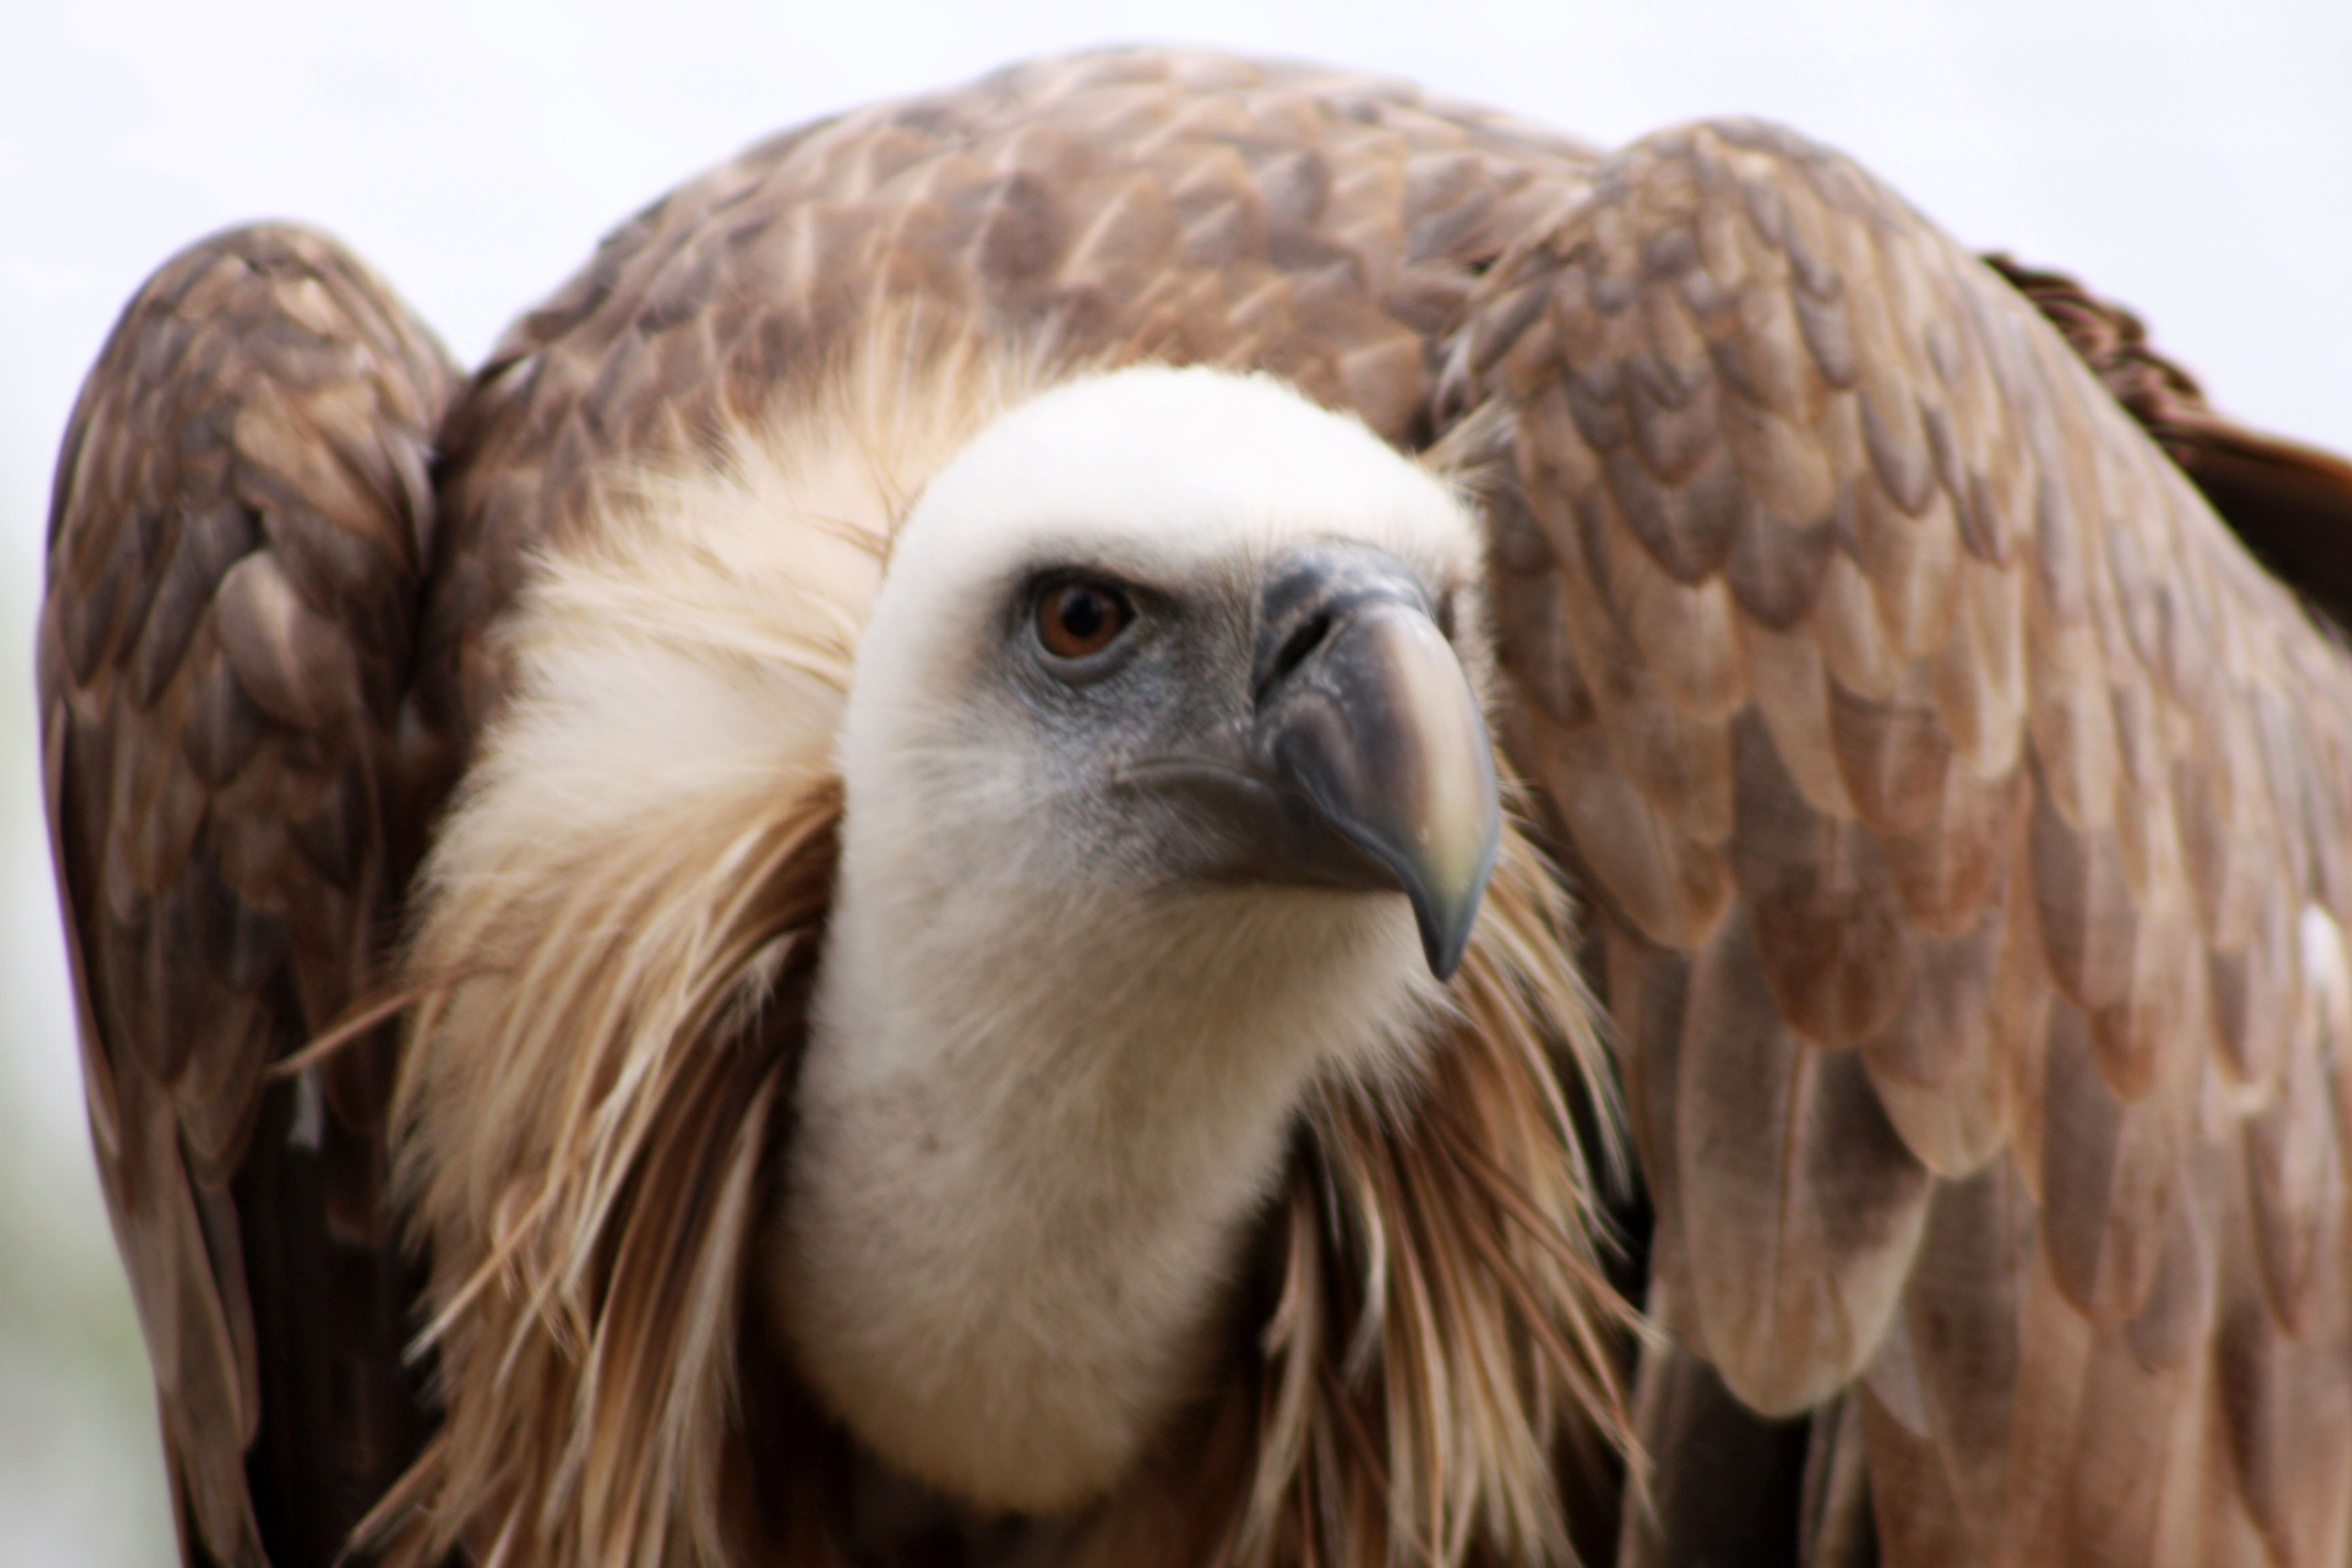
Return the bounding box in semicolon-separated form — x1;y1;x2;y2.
41;45;2352;1568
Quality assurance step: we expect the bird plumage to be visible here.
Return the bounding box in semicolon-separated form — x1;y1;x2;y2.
39;45;2352;1568
388;337;1621;1566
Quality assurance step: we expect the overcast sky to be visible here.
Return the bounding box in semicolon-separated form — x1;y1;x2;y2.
2;1;2346;1560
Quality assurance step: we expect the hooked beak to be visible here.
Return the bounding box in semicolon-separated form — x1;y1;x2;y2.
1124;543;1502;979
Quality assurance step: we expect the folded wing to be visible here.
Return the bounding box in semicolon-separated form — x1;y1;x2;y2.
1445;118;2352;1568
40;225;455;1566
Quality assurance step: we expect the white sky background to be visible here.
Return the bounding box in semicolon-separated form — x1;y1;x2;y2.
1;0;2346;1559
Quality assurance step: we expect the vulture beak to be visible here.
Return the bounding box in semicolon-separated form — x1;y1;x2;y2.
1126;543;1502;979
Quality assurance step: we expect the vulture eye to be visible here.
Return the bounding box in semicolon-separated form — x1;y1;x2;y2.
1035;581;1133;661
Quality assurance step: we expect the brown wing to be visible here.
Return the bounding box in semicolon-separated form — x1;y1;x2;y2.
41;225;456;1566
1444;119;2352;1565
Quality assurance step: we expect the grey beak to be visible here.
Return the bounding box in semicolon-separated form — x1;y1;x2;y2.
1247;546;1501;979
1121;543;1501;979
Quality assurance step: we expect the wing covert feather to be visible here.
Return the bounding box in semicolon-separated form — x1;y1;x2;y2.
1445;119;2352;1564
41;225;454;1566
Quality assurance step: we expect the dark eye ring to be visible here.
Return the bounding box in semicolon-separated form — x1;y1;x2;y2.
1035;580;1133;661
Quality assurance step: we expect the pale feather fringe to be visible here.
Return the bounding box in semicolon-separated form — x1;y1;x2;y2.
374;322;1632;1567
377;769;838;1568
1229;812;1633;1568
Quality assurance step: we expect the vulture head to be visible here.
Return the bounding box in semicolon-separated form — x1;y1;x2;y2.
392;346;1615;1566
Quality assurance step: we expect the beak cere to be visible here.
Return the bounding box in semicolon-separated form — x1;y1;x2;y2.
1248;551;1502;979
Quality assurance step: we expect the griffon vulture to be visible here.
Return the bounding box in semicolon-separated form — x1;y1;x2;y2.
40;45;2352;1568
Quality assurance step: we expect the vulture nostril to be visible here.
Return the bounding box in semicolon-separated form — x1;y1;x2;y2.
1259;612;1333;703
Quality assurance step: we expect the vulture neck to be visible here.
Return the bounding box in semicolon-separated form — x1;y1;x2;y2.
770;872;1437;1515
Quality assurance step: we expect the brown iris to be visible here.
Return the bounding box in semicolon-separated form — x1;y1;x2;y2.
1035;581;1131;659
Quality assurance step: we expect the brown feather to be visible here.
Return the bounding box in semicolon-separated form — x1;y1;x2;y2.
1675;903;1932;1413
